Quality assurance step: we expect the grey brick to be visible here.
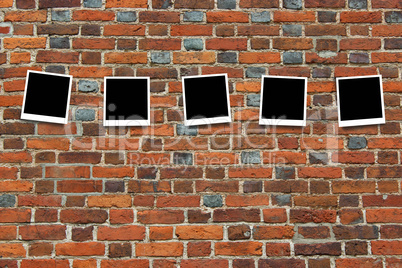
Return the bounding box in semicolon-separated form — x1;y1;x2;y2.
183;11;204;22
243;181;262;193
349;0;367;9
177;124;198;136
348;137;367;149
84;0;102;7
0;194;16;207
76;109;96;121
105;181;125;192
283;52;303;64
184;39;203;51
204;195;223;208
78;80;99;93
218;0;236;9
217;52;237;63
50;37;70;49
151;52;171;64
117;11;137;22
251;11;271;23
313;67;331;78
309;152;329;165
283;25;302;36
241;151;261;164
385;11;402;23
247;94;260;107
52;10;70;22
349;53;369;64
246;67;265;78
318;11;337;22
45;66;65;74
284;0;302;9
275;167;295;179
273;194;291;206
173;152;193;165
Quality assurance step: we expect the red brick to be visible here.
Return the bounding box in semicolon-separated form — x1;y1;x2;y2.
215;241;263;256
305;0;345;7
176;225;223;240
253;226;295;239
150;226;173;240
56;242;105;256
366;209;402;223
97;225;145;241
88;195;132;208
139;11;180;23
226;194;269;207
136;242;183;257
101;260;149;268
273;38;314;50
372;0;401;8
105;0;147;7
181;260;228;268
239;52;281;63
5;10;47;22
73;10;115;21
21;260;69;268
336;258;382;268
372;241;402;255
20;225;66;240
0;243;26;257
156;196;200;207
207;11;249;23
137;210;184;224
274;11;315;22
340;39;381;50
340;12;382;23
206;38;248;51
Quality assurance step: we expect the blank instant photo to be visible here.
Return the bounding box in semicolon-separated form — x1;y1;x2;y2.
336;75;385;127
103;77;150;127
21;70;72;124
259;75;307;126
182;74;231;126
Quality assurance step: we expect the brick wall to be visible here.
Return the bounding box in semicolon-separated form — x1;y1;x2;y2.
0;0;401;267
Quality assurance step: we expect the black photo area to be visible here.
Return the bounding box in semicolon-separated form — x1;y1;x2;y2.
105;78;148;121
338;77;383;121
23;72;70;118
261;77;305;120
184;75;229;119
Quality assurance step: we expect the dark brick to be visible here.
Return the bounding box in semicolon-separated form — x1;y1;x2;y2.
294;242;341;256
72;226;93;241
109;243;131;258
50;37;70;49
39;0;80;8
385;38;402;49
217;52;238;63
243;181;262;193
312;67;331;78
188;209;211;223
345;241;368;255
339;195;359;207
385;11;402;23
17;0;35;9
344;167;364;179
318;11;337;22
349;0;367;9
228;224;251;240
275;167;295;180
349;53;369;64
273;195;292;206
309;152;329;165
105;181;125;193
203;195;223;208
81;25;101;36
333;225;379;239
173;152;193;165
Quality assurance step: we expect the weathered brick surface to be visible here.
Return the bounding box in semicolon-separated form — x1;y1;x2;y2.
0;0;401;265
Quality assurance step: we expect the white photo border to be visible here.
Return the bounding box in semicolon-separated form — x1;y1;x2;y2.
336;75;385;127
259;75;307;127
182;73;232;126
21;70;72;125
103;76;151;127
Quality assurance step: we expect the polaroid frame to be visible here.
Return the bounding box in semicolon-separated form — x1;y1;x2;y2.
21;70;72;124
103;76;150;127
259;75;307;127
182;73;232;126
336;75;385;127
